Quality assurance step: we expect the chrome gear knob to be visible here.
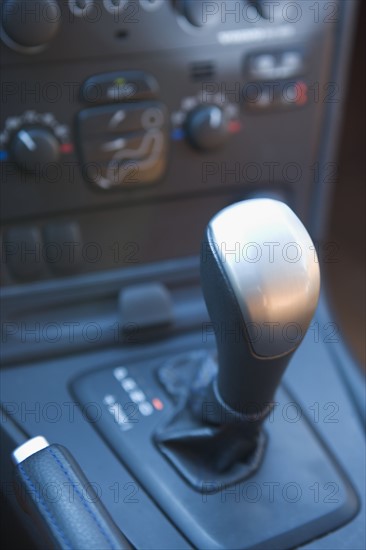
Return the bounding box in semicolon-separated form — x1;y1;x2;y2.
200;198;321;414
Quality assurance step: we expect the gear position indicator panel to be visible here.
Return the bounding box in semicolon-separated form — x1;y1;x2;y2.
72;352;358;550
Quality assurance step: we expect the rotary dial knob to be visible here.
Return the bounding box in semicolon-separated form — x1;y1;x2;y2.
1;0;61;51
10;126;60;171
185;104;230;151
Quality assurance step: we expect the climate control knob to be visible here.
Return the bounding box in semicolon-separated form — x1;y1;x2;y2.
185;105;229;151
10;127;60;171
176;0;221;27
1;0;61;51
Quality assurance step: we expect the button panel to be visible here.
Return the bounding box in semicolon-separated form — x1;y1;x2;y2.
1;222;85;282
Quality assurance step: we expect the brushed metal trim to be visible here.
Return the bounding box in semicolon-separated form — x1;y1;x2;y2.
209;199;320;357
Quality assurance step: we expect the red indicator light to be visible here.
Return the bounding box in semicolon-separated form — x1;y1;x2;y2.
295;81;308;106
228;120;242;134
60;143;74;154
152;398;164;411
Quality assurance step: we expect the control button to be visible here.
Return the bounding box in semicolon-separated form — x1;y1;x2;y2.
103;0;128;14
3;226;45;281
185;105;229;151
248;50;304;80
78;102;167;137
252;0;288;20
68;0;94;17
281;51;303;73
1;0;61;52
244;80;308;111
176;0;221;27
10;127;60;172
43;221;83;275
139;0;164;11
78;101;169;190
81;71;159;105
252;0;274;19
250;54;277;76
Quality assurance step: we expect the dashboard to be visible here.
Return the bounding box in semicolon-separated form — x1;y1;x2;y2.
1;0;345;284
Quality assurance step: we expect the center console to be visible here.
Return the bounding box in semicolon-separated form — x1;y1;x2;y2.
1;2;364;549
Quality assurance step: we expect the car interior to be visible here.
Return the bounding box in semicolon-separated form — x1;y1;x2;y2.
0;1;365;549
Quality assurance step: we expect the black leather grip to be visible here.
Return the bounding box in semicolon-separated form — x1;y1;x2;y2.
200;226;290;414
14;443;131;550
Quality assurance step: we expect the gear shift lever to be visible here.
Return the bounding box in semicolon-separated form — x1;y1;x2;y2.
200;198;321;418
155;198;320;488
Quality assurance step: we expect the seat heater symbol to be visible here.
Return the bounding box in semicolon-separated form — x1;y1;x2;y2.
108;110;127;129
96;106;166;189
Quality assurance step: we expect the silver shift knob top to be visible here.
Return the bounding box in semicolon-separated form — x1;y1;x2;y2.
209;199;321;357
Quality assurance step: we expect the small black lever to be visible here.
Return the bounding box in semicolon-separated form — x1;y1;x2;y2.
12;436;131;550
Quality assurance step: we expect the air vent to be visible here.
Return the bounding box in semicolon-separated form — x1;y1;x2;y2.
190;61;215;81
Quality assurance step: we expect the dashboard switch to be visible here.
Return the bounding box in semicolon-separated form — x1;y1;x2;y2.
43;221;83;275
176;0;221;27
251;54;277;76
248;49;304;80
79;101;168;189
3;226;45;281
1;0;61;52
82;131;168;189
80;71;159;105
